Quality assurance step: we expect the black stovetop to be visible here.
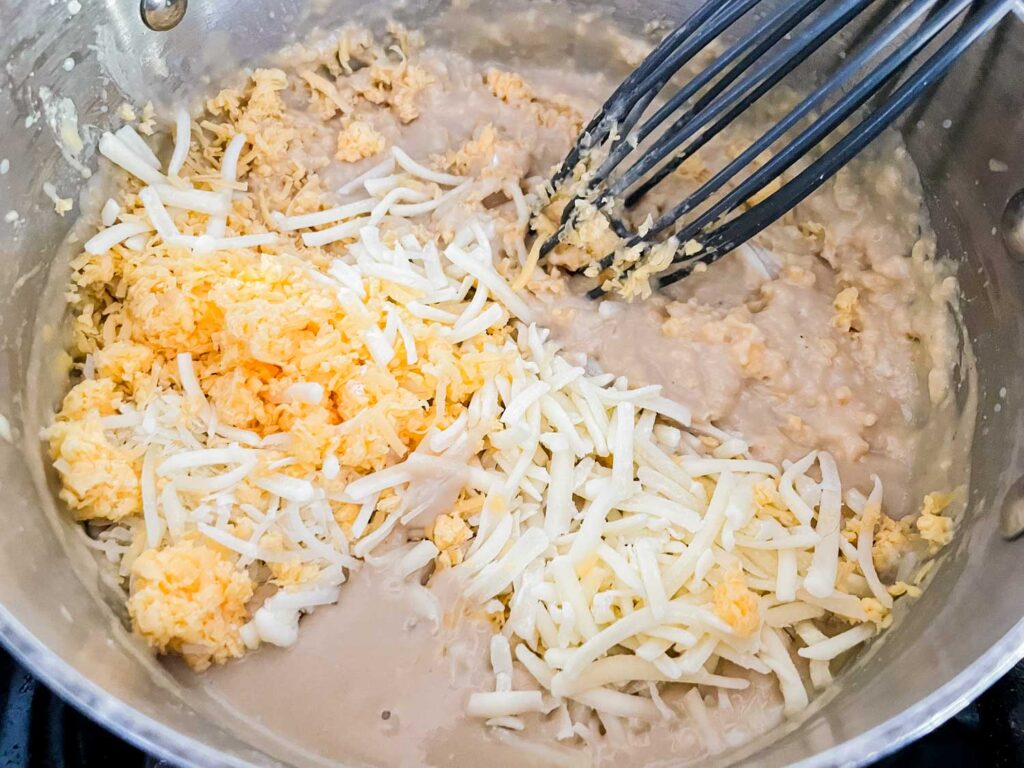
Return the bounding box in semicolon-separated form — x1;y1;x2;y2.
2;645;1022;767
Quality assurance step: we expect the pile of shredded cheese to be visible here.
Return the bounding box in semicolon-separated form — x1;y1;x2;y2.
48;37;955;742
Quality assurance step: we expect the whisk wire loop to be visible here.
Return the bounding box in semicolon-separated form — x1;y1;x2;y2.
536;0;1013;298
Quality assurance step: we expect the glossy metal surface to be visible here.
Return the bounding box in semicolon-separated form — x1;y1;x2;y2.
140;0;189;32
0;2;1022;766
1000;188;1024;260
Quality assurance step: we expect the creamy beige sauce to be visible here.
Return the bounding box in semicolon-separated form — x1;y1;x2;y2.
278;44;594;197
203;562;785;767
203;566;570;768
281;41;963;521
537;169;957;518
163;30;969;768
525;80;964;515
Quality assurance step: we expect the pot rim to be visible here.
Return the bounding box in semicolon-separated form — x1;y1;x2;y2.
0;604;247;767
1;602;1023;766
795;615;1024;767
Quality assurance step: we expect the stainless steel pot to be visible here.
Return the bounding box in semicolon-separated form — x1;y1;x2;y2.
1;1;1023;765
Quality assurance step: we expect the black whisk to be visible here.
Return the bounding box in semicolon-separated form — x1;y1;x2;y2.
536;0;1013;298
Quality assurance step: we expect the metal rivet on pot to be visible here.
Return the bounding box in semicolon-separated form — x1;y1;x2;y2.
1000;475;1024;540
1000;189;1024;262
140;0;187;31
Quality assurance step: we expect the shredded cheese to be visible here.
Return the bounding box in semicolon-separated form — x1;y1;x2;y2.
48;55;956;735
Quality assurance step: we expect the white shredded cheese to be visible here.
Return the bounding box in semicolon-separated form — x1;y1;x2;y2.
99;132;165;186
84;222;152;255
74;126;912;733
100;198;120;227
167;107;191;177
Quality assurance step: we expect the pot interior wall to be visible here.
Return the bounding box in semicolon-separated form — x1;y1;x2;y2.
0;1;1022;766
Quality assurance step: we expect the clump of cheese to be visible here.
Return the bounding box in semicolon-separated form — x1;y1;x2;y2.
753;479;800;527
832;286;862;333
871;513;914;574
482;68;583;131
861;597;893;629
443;123;529;186
127;539;254;670
351;61;434;123
484;69;534;102
713;569;761;637
430;512;471;568
205;68;294;177
93;341;157;397
336;119;386;162
73;237;510;475
916;491;955;550
48;414;141;522
47;378;141;522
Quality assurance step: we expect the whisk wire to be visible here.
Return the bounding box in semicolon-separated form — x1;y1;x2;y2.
586;0;830;212
585;0;896;277
608;0;876;202
602;0;779;163
539;0;766;259
651;0;966;250
542;0;875;262
548;0;745;189
536;0;1012;297
617;0;833;207
657;0;1013;288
